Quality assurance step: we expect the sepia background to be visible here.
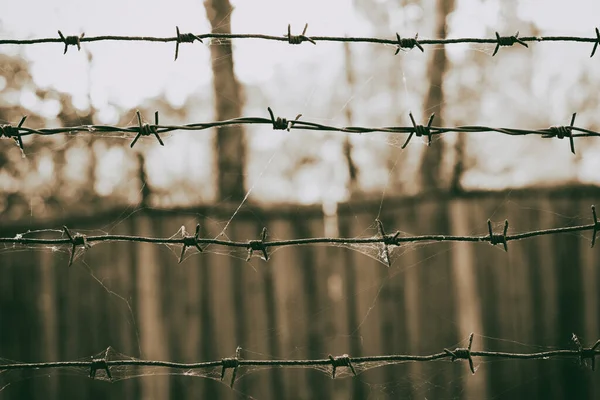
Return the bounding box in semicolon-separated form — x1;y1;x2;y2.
1;0;599;398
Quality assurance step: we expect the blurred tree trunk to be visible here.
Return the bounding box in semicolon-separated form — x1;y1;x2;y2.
420;0;455;192
204;0;246;201
342;41;358;197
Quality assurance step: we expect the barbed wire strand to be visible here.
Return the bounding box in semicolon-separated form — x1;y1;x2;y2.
2;26;600;58
3;205;600;268
0;334;597;387
0;109;592;154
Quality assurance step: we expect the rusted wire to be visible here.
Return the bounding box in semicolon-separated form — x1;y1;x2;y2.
2;28;600;57
0;334;597;387
0;110;594;154
2;205;600;267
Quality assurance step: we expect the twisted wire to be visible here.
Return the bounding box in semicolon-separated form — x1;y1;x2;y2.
1;111;595;154
0;334;598;387
2;29;600;58
2;205;600;267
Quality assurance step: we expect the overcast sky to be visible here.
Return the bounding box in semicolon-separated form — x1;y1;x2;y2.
2;0;598;114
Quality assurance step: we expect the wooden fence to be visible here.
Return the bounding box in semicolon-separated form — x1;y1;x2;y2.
1;187;599;399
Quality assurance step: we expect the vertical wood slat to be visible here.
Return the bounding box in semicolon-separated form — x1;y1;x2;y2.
270;216;309;399
554;197;589;399
234;219;271;398
259;215;285;400
414;199;459;399
449;199;487;399
400;201;424;400
579;198;599;400
293;216;329;399
134;215;170;400
337;215;366;400
203;216;237;400
38;250;58;400
343;210;387;395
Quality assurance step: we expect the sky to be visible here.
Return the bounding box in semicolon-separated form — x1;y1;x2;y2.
2;0;597;113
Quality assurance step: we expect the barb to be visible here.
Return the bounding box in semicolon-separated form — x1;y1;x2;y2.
2;29;600;55
286;23;316;45
220;346;241;388
394;33;424;54
179;224;203;264
130;111;163;148
175;26;202;61
62;226;91;267
492;31;528;56
2;109;598;153
1;334;598;378
4;206;600;260
246;227;269;262
376;219;397;268
57;30;84;54
542;113;577;154
0;116;27;150
89;348;112;380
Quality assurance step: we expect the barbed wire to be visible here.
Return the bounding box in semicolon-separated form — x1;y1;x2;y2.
1;25;600;59
0;334;597;388
2;206;600;268
0;109;593;154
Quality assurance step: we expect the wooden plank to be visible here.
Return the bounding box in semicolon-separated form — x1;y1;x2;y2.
134;214;170;399
202;216;237;400
232;217;272;398
269;216;309;399
449;198;487;399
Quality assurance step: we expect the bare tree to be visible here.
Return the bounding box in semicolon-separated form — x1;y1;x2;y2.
420;0;456;192
204;0;246;201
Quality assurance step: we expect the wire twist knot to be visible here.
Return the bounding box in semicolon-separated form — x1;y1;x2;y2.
0;116;27;150
492;31;528;56
131;111;164;148
267;107;302;131
247;227;269;261
89;348;112;380
328;354;356;379
572;334;600;371
542;113;577;154
179;224;203;263
175;26;202;61
444;333;475;374
286;24;316;45
487;219;509;252
58;31;84;54
394;33;424;54
63;226;91;267
221;347;241;388
402;112;435;149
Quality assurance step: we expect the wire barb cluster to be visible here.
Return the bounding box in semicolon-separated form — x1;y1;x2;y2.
394;33;424;54
220;346;242;388
57;30;84;54
89;348;112;380
0;116;26;150
492;31;528;56
131;111;164;148
286;24;316;45
3;27;600;57
2;109;597;154
1;334;598;387
4;205;600;267
174;26;202;61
